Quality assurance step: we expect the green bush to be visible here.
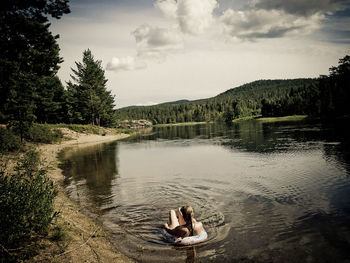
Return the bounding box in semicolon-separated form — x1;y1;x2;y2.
0;127;21;152
26;124;64;143
0;149;58;246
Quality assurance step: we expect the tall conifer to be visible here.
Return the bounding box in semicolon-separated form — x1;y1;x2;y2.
67;49;116;126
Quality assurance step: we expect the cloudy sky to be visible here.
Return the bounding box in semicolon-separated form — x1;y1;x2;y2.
50;0;350;108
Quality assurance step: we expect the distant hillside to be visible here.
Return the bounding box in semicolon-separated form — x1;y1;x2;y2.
117;78;318;124
217;79;315;98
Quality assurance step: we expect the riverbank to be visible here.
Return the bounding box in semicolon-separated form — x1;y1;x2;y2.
31;130;134;262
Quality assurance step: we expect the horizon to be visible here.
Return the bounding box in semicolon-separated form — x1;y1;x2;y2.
50;0;350;108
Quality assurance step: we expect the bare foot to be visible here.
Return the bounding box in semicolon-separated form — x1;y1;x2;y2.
163;223;169;229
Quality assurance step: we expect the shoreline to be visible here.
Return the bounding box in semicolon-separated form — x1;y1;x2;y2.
34;131;134;262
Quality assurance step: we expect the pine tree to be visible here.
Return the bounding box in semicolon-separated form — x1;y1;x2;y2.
0;0;70;139
35;76;66;123
67;49;116;126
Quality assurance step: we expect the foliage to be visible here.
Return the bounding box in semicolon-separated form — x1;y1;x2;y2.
26;124;64;143
319;55;350;117
261;55;349;118
0;0;70;138
117;79;317;124
35;76;66;124
261;83;320;117
66;49;117;127
0;127;21;153
0;149;58;247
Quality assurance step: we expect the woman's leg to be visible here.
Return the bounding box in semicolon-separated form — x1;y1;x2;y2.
177;207;186;225
165;209;179;230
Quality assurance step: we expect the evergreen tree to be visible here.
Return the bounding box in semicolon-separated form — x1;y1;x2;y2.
320;55;350;117
35;76;66;123
0;0;70;139
67;49;116;126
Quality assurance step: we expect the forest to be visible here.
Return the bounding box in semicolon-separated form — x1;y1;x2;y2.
117;56;350;125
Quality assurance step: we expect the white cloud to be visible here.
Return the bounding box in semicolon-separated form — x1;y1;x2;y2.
135;101;158;106
155;0;218;35
132;24;184;59
106;56;147;72
154;0;177;19
177;0;218;34
220;8;323;40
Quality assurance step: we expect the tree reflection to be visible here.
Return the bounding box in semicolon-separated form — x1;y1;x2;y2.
60;141;119;209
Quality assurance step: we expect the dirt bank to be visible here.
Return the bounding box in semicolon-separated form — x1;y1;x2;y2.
32;131;134;262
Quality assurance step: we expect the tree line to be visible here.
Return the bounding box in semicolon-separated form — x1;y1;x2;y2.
117;79;318;124
261;56;350;118
0;1;116;141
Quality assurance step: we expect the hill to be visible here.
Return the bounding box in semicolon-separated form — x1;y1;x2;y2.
116;78;317;124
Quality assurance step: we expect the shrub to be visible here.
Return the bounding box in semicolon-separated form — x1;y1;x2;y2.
0;127;21;152
26;124;63;143
0;149;58;246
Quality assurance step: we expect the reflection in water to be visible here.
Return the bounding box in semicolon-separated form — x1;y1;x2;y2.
60;142;119;210
185;246;197;263
61;119;350;262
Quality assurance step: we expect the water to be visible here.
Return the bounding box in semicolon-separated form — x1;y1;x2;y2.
60;119;350;262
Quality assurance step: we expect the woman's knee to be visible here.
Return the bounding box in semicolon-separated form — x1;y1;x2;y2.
169;209;176;217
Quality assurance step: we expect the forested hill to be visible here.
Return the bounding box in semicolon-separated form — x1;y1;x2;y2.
217;79;315;99
116;78;317;124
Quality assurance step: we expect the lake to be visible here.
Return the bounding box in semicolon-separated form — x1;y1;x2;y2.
60;119;350;262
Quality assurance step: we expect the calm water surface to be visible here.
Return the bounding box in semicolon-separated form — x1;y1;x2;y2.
60;119;350;262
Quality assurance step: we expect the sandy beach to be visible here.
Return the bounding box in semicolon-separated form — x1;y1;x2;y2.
32;130;134;262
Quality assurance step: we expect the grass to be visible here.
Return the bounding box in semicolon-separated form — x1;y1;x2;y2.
154;121;209;127
153;115;309;127
114;128;134;134
50;224;70;253
152;115;309;127
232;115;261;122
255;115;308;123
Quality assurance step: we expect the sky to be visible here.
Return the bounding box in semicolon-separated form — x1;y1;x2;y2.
50;0;350;108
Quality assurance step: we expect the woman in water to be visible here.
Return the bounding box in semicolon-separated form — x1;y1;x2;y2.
163;205;203;238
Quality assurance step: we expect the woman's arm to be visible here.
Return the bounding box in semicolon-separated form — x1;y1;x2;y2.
193;222;203;235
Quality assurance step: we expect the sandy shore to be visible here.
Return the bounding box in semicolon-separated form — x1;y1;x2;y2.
33;131;134;262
